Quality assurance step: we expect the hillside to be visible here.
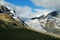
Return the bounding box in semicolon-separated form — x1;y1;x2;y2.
0;13;27;29
0;13;60;40
0;3;60;40
0;29;60;40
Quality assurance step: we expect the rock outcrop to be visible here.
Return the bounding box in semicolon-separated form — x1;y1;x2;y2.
0;13;27;29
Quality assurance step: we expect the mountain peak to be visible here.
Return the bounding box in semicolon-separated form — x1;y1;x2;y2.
0;5;27;29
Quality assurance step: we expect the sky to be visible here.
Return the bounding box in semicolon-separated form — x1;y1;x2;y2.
4;0;52;18
3;0;60;18
5;0;60;10
5;0;45;9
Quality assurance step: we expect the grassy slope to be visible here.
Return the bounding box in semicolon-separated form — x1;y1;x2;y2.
0;29;60;40
0;14;60;40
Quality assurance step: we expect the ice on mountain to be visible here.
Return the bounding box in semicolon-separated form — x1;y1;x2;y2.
25;19;47;32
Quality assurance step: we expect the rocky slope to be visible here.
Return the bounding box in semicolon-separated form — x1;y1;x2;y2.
0;13;60;40
0;5;28;29
0;13;27;29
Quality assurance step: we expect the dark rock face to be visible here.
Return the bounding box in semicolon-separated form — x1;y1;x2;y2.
0;5;10;13
49;11;58;17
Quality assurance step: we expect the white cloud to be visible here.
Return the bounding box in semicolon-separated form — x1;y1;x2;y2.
33;9;52;17
0;0;52;18
13;6;52;18
31;0;60;10
15;6;33;18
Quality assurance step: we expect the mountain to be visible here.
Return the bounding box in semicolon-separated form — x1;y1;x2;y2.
0;5;28;29
0;0;52;32
0;2;59;34
0;1;60;39
24;10;60;34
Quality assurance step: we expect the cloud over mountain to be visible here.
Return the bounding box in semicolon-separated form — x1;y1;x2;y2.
31;0;60;10
0;0;52;18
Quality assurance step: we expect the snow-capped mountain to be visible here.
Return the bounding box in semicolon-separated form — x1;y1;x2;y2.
24;10;60;34
1;0;60;34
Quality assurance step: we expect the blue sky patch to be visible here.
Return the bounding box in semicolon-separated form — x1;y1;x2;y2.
5;0;45;9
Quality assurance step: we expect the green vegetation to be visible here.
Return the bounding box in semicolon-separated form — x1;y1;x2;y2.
0;19;60;40
0;13;60;40
0;28;60;40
